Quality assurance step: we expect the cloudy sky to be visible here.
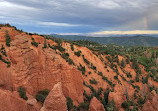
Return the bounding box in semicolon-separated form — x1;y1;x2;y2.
0;0;158;35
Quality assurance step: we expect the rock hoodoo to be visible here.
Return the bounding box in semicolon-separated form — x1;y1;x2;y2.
41;82;67;111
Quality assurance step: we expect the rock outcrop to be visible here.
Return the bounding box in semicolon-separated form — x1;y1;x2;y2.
0;28;83;105
142;90;158;111
0;89;40;111
88;97;105;111
0;26;158;111
41;82;67;111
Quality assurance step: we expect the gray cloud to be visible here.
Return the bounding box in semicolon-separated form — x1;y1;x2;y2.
0;0;158;33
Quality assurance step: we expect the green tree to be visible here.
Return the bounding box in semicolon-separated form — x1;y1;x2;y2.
18;86;28;100
70;44;74;51
43;39;47;48
121;59;125;68
66;97;74;111
5;31;11;47
35;89;50;104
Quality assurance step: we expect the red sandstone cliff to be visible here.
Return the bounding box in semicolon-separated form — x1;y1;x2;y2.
0;26;157;111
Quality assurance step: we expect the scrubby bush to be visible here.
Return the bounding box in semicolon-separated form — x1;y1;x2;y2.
142;74;150;84
78;64;86;75
89;78;98;85
43;39;47;48
137;97;146;107
61;53;69;59
121;59;125;68
120;75;127;81
0;45;7;57
35;89;50;104
77;102;89;111
102;87;110;110
0;54;10;67
98;71;103;76
66;97;74;111
70;44;74;51
18;86;28;100
126;57;130;64
91;63;96;70
110;62;114;69
102;76;113;86
114;75;118;80
136;72;140;82
5;31;11;47
121;101;130;109
130;80;135;83
100;56;104;62
107;100;116;111
53;45;65;52
31;38;38;47
66;58;74;65
74;50;81;57
82;55;90;65
126;72;132;78
114;55;119;63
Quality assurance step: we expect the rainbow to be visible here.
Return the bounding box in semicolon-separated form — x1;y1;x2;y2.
144;17;148;30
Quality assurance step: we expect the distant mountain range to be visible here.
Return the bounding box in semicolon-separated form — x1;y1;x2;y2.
50;34;158;47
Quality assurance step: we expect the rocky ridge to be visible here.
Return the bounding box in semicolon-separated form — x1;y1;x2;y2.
0;25;157;111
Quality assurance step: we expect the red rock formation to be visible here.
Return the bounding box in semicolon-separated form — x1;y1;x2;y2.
0;29;84;104
41;82;67;111
0;89;40;111
0;26;158;111
142;91;158;111
88;97;105;111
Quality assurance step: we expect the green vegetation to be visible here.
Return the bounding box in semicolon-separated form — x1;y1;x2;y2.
0;54;10;67
121;101;130;109
121;59;125;68
31;38;38;47
77;102;89;111
0;23;12;27
0;45;7;57
78;64;86;75
1;25;158;111
49;44;65;52
74;50;81;57
66;58;74;65
5;31;11;47
82;55;90;65
70;44;74;51
35;89;50;104
89;78;98;85
61;53;69;59
126;56;130;64
66;97;74;111
41;33;158;88
102;87;110;110
18;86;28;100
43;39;47;48
122;69;132;78
114;75;118;80
90;63;97;70
100;56;104;62
50;34;158;47
48;43;74;65
142;74;150;84
102;76;114;86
